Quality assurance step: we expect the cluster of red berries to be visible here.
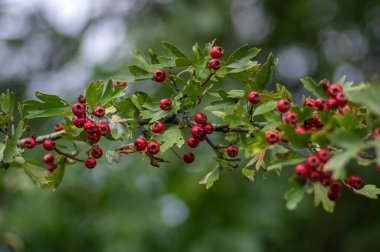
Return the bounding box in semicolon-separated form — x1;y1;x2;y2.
113;81;127;88
209;46;224;70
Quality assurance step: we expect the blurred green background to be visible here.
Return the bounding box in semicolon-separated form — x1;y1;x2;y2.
1;0;380;251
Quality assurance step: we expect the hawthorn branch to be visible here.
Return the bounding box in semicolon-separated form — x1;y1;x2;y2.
17;130;64;146
54;147;85;162
205;136;241;166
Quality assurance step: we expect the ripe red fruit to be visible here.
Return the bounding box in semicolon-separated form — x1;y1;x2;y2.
227;145;239;157
247;91;261;104
113;81;127;88
194;113;207;125
151;120;165;134
83;120;97;134
374;128;380;137
194;134;206;142
54;123;64;132
295;126;306;134
93;106;106;118
348;175;365;189
87;132;100;144
85;157;97;169
191;124;205;137
314;98;325;111
265;130;279;144
153;69;166;82
24;137;37;149
317;149;331;163
159;98;172;111
98;123;110;136
209;58;221;70
43;153;55;164
183;151;195;163
321;175;332;187
91;147;103;159
147;141;160;154
309;170;321;182
203;123;214;134
294;163;308;178
134;137;147;151
73;116;86;128
328;83;343;97
303;98;315;108
77;94;86;104
277;99;291;113
210;46;224;58
47;163;58;172
71;103;85;116
326;98;339;110
285;112;299;125
335;92;348;106
330;180;343;193
306;155;320;169
377;163;380;173
327;189;340;201
43;139;55;151
187;136;200;148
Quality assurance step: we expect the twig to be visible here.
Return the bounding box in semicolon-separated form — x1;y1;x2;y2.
200;72;214;88
54;147;85;162
170;148;182;160
168;68;179;92
17;130;64;146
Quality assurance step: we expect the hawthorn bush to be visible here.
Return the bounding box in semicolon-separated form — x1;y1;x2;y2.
1;41;380;213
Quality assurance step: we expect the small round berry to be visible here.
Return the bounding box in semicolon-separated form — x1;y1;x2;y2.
327;189;340;201
303;98;315;108
93;106;106;118
317;149;331;163
194;113;207;125
43;153;55;164
91;147;103;159
306;155;320;169
330;180;343;193
113;81;127;88
203;123;214;134
191;124;205;137
294;163;308;178
85;157;97;169
54;123;64;132
77;94;86;104
309;170;321;182
335;92;348;106
348;175;365;189
295;126;306;134
314;98;325;111
153;69;166;82
151;121;165;134
73;116;86;128
194;134;206;142
227;145;239;157
87;132;100;145
247;91;261;104
374;128;380;137
265;130;279;144
209;58;221;70
147;141;160;154
285;112;299;125
321;175;332;187
328;83;343;97
98;123;110;136
326;98;339;110
277;99;291;113
210;46;224;58
84;120;97;134
134;137;148;151
187;136;200;148
43;139;55;151
159;98;172;111
47;163;58;172
183;151;195;163
24;137;37;149
71;103;85;116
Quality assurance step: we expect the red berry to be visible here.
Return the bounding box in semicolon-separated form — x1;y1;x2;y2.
47;163;58;172
91;147;103;159
294;163;308;178
147;141;160;154
194;134;206;142
330;180;343;193
327;189;340;201
153;69;166;82
24;137;37;149
151;120;165;134
194;113;207;125
87;132;100;144
285;112;299;125
317;149;331;163
247;91;261;104
183;151;195;163
277;99;291;113
54;123;64;132
98;123;110;136
348;175;365;189
209;58;221;70
85;157;96;169
43;139;55;151
159;98;172;111
113;81;127;88
338;105;352;115
187;136;199;148
227;145;239;157
77;94;86;104
134;137;147;151
303;98;315;108
314;98;325;111
377;163;380;173
265;130;279;144
203;123;214;134
335;92;348;106
309;170;321;182
73;116;86;128
326;98;339;110
43;153;55;164
306;155;320;169
328;83;343;97
71;103;85;116
295;126;306;134
210;46;224;58
374;128;380;137
93;106;106;118
83;120;97;134
321;175;332;187
191;124;205;137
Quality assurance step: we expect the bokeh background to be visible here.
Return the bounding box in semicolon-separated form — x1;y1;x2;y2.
1;0;380;251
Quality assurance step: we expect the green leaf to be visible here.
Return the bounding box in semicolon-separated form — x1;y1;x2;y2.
300;77;328;99
131;50;155;72
162;41;192;66
313;183;335;213
100;80;126;106
267;157;306;171
252;100;277;116
226;44;261;67
85;80;104;108
241;167;255;182
347;85;380;116
148;49;160;64
284;186;306;210
353;184;380;199
276;83;293;101
23;158;65;189
155;127;184;153
254;53;277;89
200;166;221;189
0;89;15;115
227;90;245;98
128;65;152;80
3;121;24;163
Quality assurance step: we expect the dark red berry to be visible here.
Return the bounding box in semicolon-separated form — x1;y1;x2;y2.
85;157;96;169
91;147;103;159
73;116;86;128
314;98;325;110
294;163;308;178
151;121;165;134
309;170;321;182
134;137;147;151
317;149;331;163
285;112;299;125
303;98;315;108
191;124;205;137
265;130;279;144
24;137;37;149
330;180;343;193
153;69;166;82
194;134;206;142
203;123;214;134
348;175;365;189
98;123;110;136
210;46;224;58
43;139;55;151
71;103;85;116
326;98;339;110
321;175;332;186
83;120;97;134
187;136;199;148
47;163;58;172
247;91;261;104
159;98;172;111
87;132;100;144
194;113;207;125
147;141;160;154
306;155;320;169
209;58;221;70
43;153;55;164
54;123;64;132
277;99;291;113
227;145;239;157
77;95;86;104
335;92;348;106
377;163;380;173
327;189;340;201
183;151;195;163
93;106;106;118
328;83;343;97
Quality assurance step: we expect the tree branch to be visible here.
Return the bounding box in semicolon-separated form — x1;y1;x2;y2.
17;130;64;146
